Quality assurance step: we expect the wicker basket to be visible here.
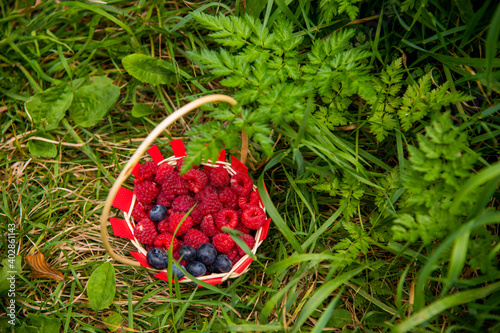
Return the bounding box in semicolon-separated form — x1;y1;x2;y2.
100;95;270;285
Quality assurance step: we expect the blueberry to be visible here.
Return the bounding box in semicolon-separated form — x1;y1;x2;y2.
149;204;168;222
186;261;207;277
170;263;185;280
146;248;168;269
196;243;217;266
214;254;232;273
207;263;220;274
178;245;197;262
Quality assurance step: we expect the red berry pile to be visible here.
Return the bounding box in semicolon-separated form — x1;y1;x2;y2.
131;160;266;275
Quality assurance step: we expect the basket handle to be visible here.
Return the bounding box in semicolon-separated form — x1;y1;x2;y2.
100;95;238;266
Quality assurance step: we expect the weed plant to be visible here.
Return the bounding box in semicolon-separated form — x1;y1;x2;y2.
0;0;499;332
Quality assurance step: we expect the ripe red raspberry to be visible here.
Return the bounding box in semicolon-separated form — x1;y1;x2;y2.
169;212;193;236
219;187;239;210
134;181;160;204
156;190;175;207
134;219;157;245
131;203;148;222
230;172;253;196
236;234;256;256
201;194;223;216
195;185;218;202
215;209;238;231
231;254;242;266
183;169;208;193
155;163;175;183
226;246;238;261
154;233;179;252
238;191;261;210
241;206;266;229
190;204;203;225
209;166;230;188
212;233;235;254
200;214;218;237
162;173;189;196
202;167;212;179
184;228;209;250
171;195;196;212
158;219;170;234
234;221;251;234
137;161;157;182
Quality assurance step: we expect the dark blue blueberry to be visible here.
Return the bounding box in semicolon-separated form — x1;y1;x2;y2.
170;263;185;279
196;243;217;266
178;245;197;262
149;204;168;222
146;248;168;270
207;263;220;274
214;254;232;273
186;261;207;277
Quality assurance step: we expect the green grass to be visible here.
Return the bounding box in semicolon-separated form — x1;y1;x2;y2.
1;0;499;332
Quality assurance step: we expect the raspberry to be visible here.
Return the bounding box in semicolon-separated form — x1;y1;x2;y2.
162;173;189;196
184;229;209;250
131;203;148;222
171;195;196;212
156;190;175;207
236;234;256;256
200;214;218;237
183;169;208;193
195;185;217;202
201;194;223;216
212;233;235;254
202;167;212;179
209;166;230;188
136;161;157;183
154;233;179;252
231;254;242;266
238;191;261;210
158;219;170;234
155;163;175;183
226;246;238;261
218;187;239;210
241;206;266;229
234;221;251;234
134;219;157;245
230;172;253;196
215;209;238;231
189;204;203;225
169;212;193;236
134;181;160;204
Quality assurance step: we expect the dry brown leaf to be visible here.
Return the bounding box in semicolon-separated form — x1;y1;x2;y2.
25;252;64;282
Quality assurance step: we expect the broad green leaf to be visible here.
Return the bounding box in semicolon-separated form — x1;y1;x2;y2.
0;255;22;297
87;262;116;311
27;133;57;158
25;84;73;131
68;76;120;128
28;314;61;333
16;324;39;333
122;54;176;85
327;308;353;328
131;103;154;118
103;312;122;332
